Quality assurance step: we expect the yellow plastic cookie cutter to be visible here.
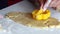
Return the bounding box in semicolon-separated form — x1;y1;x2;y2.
32;9;51;20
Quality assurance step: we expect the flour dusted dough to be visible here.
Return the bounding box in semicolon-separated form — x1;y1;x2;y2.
5;12;60;28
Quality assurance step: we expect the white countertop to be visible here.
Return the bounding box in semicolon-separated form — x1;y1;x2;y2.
0;1;60;34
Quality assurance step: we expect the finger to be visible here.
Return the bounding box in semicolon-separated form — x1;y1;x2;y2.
49;0;57;7
57;4;60;9
39;0;47;8
55;0;60;7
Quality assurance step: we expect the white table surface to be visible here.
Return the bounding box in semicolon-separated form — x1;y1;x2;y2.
0;1;60;34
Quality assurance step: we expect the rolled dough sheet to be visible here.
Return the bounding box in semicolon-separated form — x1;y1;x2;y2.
5;12;60;29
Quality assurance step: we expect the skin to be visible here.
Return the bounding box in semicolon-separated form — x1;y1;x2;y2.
50;0;60;9
39;0;60;9
28;0;60;9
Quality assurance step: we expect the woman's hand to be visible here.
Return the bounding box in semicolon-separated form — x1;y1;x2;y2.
39;0;60;9
50;0;60;9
